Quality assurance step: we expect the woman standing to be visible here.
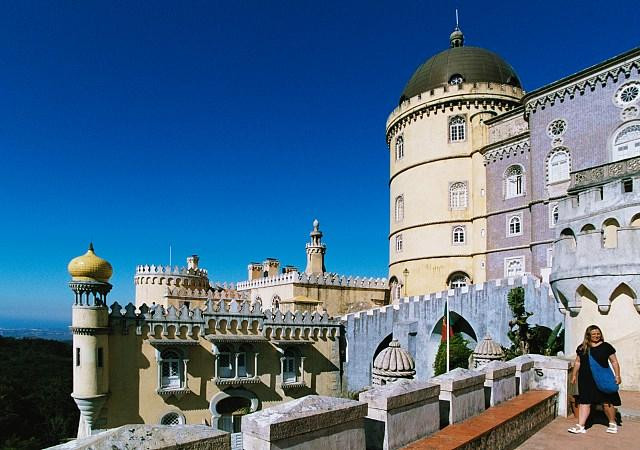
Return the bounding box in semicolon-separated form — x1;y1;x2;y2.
568;325;622;434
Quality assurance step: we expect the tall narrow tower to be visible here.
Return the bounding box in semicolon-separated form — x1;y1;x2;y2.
68;243;113;438
305;219;326;274
387;27;523;295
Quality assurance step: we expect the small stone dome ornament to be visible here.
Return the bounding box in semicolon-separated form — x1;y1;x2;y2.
469;335;505;369
372;339;416;385
68;243;113;283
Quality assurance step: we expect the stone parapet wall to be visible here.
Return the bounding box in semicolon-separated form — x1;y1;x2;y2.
236;271;388;291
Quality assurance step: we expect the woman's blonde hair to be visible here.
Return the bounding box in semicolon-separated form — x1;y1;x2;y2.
579;325;604;354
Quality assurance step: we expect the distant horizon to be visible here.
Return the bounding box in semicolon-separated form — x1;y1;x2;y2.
1;1;639;323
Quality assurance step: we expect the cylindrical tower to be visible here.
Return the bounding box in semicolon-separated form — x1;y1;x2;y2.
387;27;524;296
68;243;113;438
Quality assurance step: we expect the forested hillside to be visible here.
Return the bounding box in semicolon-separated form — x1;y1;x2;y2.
0;337;78;449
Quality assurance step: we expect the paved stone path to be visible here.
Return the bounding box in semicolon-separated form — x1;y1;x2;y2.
519;390;640;449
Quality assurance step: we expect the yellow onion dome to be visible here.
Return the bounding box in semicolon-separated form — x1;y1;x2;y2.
68;243;113;282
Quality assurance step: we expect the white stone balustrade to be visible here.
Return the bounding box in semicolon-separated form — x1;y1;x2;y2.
430;368;486;427
510;355;534;395
478;360;517;407
242;395;367;450
359;380;440;450
527;354;574;417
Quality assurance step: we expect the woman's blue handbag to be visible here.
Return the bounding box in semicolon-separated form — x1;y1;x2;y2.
589;353;619;393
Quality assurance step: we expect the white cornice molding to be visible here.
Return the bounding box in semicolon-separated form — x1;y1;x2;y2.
525;54;640;116
483;137;530;165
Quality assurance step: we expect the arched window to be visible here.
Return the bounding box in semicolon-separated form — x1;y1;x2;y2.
395;234;403;253
449;116;466;142
507;215;522;236
602;218;620;249
395;195;404;222
548;150;570;183
160;411;184;426
504;165;524;198
549;204;559;228
395;136;404;160
611;123;640;161
389;276;402;302
160;349;184;390
449;182;468;210
448;271;470;289
452;226;466;244
283;349;299;383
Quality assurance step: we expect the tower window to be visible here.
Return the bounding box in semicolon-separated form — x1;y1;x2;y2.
449;182;468;210
623;178;633;193
507;214;522;236
395;136;404;160
452;226;466;245
504;165;524;198
549;203;559;228
97;348;103;368
395;195;404;222
548;149;571;183
76;348;80;367
449;116;466;142
395;234;403;253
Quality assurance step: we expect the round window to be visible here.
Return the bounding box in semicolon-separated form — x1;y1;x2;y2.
449;74;464;85
161;412;183;426
614;82;640;107
547;119;567;138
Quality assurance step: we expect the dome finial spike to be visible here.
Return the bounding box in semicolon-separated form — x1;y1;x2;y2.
449;12;464;48
89;242;95;252
455;8;459;29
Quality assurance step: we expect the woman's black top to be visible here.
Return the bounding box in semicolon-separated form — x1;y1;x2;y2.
576;342;621;405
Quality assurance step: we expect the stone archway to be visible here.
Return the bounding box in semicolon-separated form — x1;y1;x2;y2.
209;388;259;432
426;312;478;377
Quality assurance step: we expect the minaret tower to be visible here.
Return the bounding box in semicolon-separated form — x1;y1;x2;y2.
68;243;113;438
305;219;326;274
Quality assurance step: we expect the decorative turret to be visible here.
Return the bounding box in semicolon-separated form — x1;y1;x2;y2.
469;335;505;369
305;219;326;275
449;26;464;48
68;243;112;439
372;340;416;385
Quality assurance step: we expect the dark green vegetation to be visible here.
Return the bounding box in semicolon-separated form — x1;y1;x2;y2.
0;336;77;449
433;333;473;376
504;287;564;360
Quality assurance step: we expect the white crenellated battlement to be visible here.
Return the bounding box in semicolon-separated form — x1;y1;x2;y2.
236;271;388;291
135;264;208;278
107;298;340;339
386;81;524;138
341;274;543;322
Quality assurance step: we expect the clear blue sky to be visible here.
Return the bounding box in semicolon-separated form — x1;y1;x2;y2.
0;1;638;326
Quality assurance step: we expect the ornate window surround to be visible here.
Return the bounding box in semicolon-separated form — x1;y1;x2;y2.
449;181;468;210
549;203;559;228
609;120;640;162
504;256;525;278
395;135;404;161
156;347;189;397
449;115;466;143
546;148;571;184
504;164;525;199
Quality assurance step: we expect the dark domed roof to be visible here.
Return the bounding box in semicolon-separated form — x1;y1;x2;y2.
399;30;521;104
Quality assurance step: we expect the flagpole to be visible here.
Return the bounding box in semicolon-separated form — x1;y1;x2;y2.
169;245;172;267
446;295;450;372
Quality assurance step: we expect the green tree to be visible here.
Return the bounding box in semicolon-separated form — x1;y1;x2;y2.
433;333;473;376
504;287;564;360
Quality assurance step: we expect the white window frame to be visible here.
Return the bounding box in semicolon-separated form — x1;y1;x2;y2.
449;182;468;210
549;203;559;228
159;349;186;390
504;165;525;199
452;225;466;245
395;195;404;222
610;122;640;162
448;272;470;289
504;256;525;278
217;348;233;379
395;234;403;253
547;150;571;183
395;135;404;160
449;116;466;142
506;213;523;237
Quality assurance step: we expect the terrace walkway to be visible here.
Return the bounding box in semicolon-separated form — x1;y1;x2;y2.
519;390;640;450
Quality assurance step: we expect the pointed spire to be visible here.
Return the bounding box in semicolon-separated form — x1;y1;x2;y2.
88;242;95;252
450;9;464;48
